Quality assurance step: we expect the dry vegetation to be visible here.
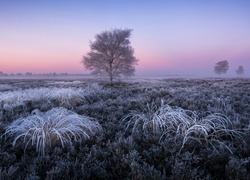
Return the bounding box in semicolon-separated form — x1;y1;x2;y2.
0;77;250;179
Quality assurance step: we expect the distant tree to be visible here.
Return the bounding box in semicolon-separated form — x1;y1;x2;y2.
0;71;8;76
25;72;33;76
236;65;244;76
214;60;229;75
82;28;138;85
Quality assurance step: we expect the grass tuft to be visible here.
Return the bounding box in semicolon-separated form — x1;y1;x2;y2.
123;100;245;154
122;100;196;135
2;107;101;156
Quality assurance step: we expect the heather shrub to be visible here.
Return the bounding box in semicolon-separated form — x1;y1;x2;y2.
0;165;18;179
225;156;250;179
1;78;250;179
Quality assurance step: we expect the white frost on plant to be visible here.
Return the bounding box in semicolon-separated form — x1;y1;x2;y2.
0;84;14;91
123;99;245;155
48;81;82;85
3;107;101;156
0;84;107;111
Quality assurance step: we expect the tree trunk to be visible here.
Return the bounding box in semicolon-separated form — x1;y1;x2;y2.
110;75;113;86
109;63;113;86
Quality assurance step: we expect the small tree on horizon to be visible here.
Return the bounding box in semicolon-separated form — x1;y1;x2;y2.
214;60;229;75
82;28;138;85
236;65;244;76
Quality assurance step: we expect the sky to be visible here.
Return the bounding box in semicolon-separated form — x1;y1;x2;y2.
1;0;250;77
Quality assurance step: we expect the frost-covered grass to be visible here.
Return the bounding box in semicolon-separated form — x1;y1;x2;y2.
0;78;249;179
2;107;101;156
0;88;84;110
123;100;245;154
0;84;14;91
0;83;108;119
123;100;194;134
47;80;82;85
178;113;245;154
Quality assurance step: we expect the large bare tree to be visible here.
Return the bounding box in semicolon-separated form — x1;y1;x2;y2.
214;60;229;75
82;29;138;85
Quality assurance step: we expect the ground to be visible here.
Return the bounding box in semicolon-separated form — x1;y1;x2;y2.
0;77;250;179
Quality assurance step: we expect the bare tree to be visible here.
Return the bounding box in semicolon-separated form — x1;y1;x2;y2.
82;29;138;85
214;60;229;75
236;65;244;76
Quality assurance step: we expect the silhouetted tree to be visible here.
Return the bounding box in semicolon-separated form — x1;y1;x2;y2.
214;60;229;75
82;28;138;85
236;65;244;76
0;71;8;76
25;72;33;76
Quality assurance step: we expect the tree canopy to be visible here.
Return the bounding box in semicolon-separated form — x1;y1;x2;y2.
236;65;244;75
214;60;229;75
82;29;138;85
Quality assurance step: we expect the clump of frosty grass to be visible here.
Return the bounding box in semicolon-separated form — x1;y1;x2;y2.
2;107;101;156
0;87;87;111
0;84;108;112
123;100;245;154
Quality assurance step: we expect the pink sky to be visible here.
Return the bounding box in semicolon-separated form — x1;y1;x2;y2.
1;1;250;77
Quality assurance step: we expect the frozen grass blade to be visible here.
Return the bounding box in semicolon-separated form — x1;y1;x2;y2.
123;99;246;154
122;101;168;134
2;107;101;156
123;100;196;135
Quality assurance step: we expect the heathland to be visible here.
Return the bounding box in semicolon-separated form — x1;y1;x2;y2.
0;77;250;179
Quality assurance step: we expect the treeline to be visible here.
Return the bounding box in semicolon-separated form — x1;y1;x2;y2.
0;72;86;77
214;61;245;76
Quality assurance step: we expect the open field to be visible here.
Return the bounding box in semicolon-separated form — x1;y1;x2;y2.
1;77;250;179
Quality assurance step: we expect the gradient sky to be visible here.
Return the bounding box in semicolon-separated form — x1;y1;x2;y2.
1;0;250;77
